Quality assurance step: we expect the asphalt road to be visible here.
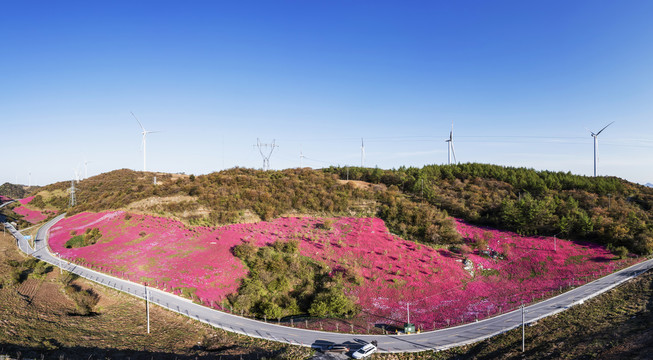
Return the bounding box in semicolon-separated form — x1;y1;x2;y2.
4;214;653;353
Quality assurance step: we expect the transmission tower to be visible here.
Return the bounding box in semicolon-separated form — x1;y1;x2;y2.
69;179;77;207
254;138;278;170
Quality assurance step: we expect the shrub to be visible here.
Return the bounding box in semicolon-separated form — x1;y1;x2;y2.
614;246;629;259
64;284;100;315
318;219;334;231
64;228;102;248
230;240;358;319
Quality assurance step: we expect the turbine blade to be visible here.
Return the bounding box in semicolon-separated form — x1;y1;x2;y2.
595;121;614;136
450;121;454;141
131;112;145;131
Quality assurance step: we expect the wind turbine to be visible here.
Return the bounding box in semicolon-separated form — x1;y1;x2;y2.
588;121;614;177
84;159;92;179
361;138;365;167
132;112;160;172
73;167;81;183
445;122;457;165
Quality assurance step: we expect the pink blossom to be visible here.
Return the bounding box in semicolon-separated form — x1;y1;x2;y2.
48;212;638;329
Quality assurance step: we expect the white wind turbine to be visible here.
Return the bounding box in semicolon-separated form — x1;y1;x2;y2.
445;122;457;165
588;121;614;177
132;112;160;172
84;160;92;179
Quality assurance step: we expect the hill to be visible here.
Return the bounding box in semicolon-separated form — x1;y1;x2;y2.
0;227;310;360
0;182;40;199
7;165;644;330
325;164;653;255
1;225;651;359
24;164;653;255
3;164;653;358
31;168;460;246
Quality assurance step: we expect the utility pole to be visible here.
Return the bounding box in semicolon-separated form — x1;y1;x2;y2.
521;304;525;352
146;285;150;334
407;302;410;324
55;253;62;275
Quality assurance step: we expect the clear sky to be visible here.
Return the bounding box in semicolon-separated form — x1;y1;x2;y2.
2;1;652;186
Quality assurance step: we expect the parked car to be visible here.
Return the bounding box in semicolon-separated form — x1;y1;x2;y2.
352;342;377;359
321;344;349;353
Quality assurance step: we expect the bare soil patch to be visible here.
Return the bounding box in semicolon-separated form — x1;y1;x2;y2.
337;179;387;192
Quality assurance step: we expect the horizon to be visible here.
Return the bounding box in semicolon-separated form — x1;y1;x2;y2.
2;1;652;186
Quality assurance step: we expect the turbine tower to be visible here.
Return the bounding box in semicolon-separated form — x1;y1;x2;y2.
588;121;614;177
361;138;365;167
84;160;92;179
445;122;457;165
132;112;160;172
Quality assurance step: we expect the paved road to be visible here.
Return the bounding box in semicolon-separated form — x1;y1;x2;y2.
4;214;653;353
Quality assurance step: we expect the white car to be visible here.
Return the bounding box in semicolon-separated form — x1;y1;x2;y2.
352;343;377;359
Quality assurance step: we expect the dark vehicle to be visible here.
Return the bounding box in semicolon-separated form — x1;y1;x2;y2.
321;344;350;353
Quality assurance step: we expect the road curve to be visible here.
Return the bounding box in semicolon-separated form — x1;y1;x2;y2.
4;214;653;353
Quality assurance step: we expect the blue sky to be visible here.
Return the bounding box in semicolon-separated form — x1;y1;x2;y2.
2;1;652;186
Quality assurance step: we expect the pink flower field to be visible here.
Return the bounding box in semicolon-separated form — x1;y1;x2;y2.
48;211;638;331
12;196;56;223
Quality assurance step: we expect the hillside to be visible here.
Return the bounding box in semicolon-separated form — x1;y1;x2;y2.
325;164;653;255
1;225;651;360
0;228;310;360
0;182;40;199
31;168;460;246
377;269;653;360
3;165;653;358
25;164;653;255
